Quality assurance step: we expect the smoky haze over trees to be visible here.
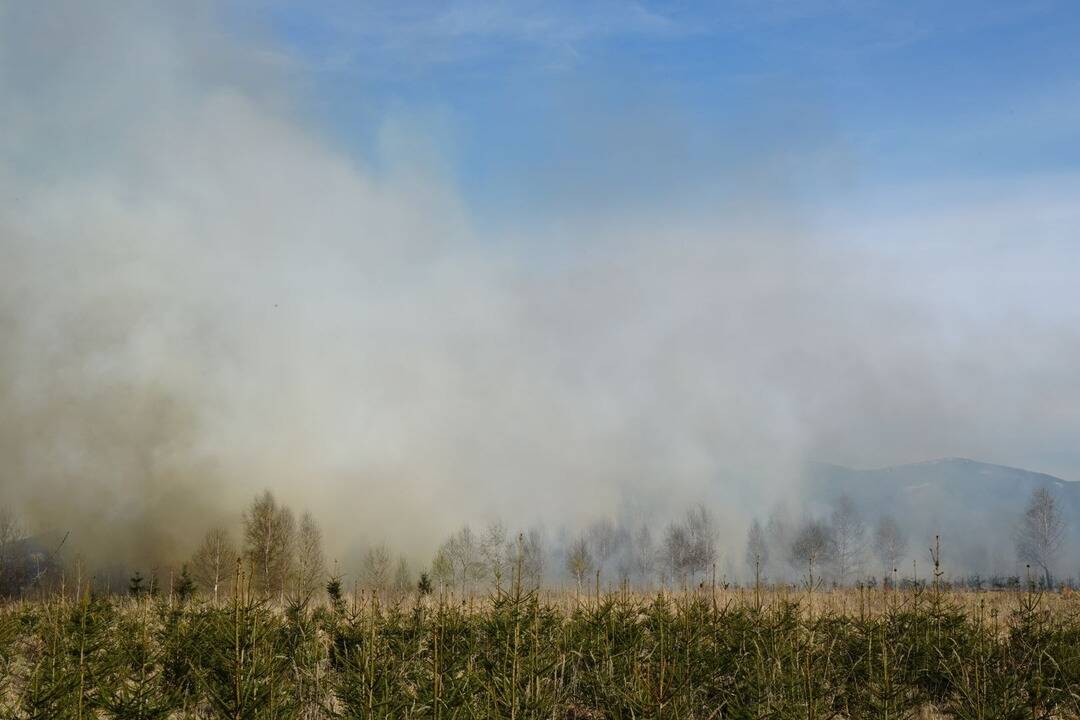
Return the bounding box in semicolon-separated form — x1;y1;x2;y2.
363;543;392;593
744;518;768;586
0;508;21;578
3;1;1080;715
586;519;616;586
789;520;836;586
479;521;508;590
632;525;656;588
830;495;867;585
440;526;486;596
56;463;1077;602
659;505;719;588
5;472;1080;601
393;556;412;593
0;509;30;596
873;514;907;579
3;2;1080;582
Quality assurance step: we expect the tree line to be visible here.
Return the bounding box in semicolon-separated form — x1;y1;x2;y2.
744;486;1069;590
0;484;1071;600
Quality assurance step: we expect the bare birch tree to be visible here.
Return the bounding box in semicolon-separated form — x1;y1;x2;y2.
744;518;768;586
872;514;907;579
1016;486;1067;588
830;495;866;585
294;511;325;602
565;535;593;593
587;518;616;586
393;556;412;594
431;547;454;593
506;527;546;589
442;526;486;596
0;507;20;562
790;519;835;588
632;524;656;588
480;521;508;590
0;507;25;596
243;491;295;597
363;543;392;592
663;522;690;587
191;526;237;605
766;503;793;581
685;504;719;583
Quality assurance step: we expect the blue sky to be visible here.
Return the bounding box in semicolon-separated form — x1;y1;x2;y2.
241;0;1080;225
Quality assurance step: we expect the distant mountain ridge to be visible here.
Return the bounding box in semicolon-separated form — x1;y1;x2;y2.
802;458;1080;577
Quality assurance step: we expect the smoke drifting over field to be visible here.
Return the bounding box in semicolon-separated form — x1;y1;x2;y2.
2;2;1079;571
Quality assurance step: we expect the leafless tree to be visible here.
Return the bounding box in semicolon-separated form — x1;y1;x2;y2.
393;556;412;594
663;521;691;587
431;547;455;592
507;527;546;589
191;526;237;605
243;491;296;597
830;495;866;585
1016;486;1067;588
480;521;508;590
685;504;719;582
565;535;593;593
441;526;486;596
872;514;907;579
294;511;325;603
0;507;26;596
363;543;392;592
744;518;768;586
0;508;22;565
0;507;20;556
525;528;546;587
632;524;656;588
611;524;634;585
587;518;616;585
766;503;793;580
789;519;835;587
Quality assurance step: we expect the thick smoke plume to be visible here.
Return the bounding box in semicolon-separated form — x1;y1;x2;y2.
2;2;1078;572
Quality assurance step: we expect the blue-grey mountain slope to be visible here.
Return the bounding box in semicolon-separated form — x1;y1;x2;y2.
802;458;1080;579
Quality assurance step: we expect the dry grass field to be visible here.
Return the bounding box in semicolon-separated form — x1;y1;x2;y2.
1;576;1079;719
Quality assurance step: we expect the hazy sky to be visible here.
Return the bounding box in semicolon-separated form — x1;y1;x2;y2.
1;1;1078;564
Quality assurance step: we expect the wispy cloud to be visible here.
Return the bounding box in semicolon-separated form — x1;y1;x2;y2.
256;0;1071;77
253;0;687;75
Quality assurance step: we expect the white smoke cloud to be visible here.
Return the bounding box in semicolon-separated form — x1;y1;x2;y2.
1;1;1078;570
